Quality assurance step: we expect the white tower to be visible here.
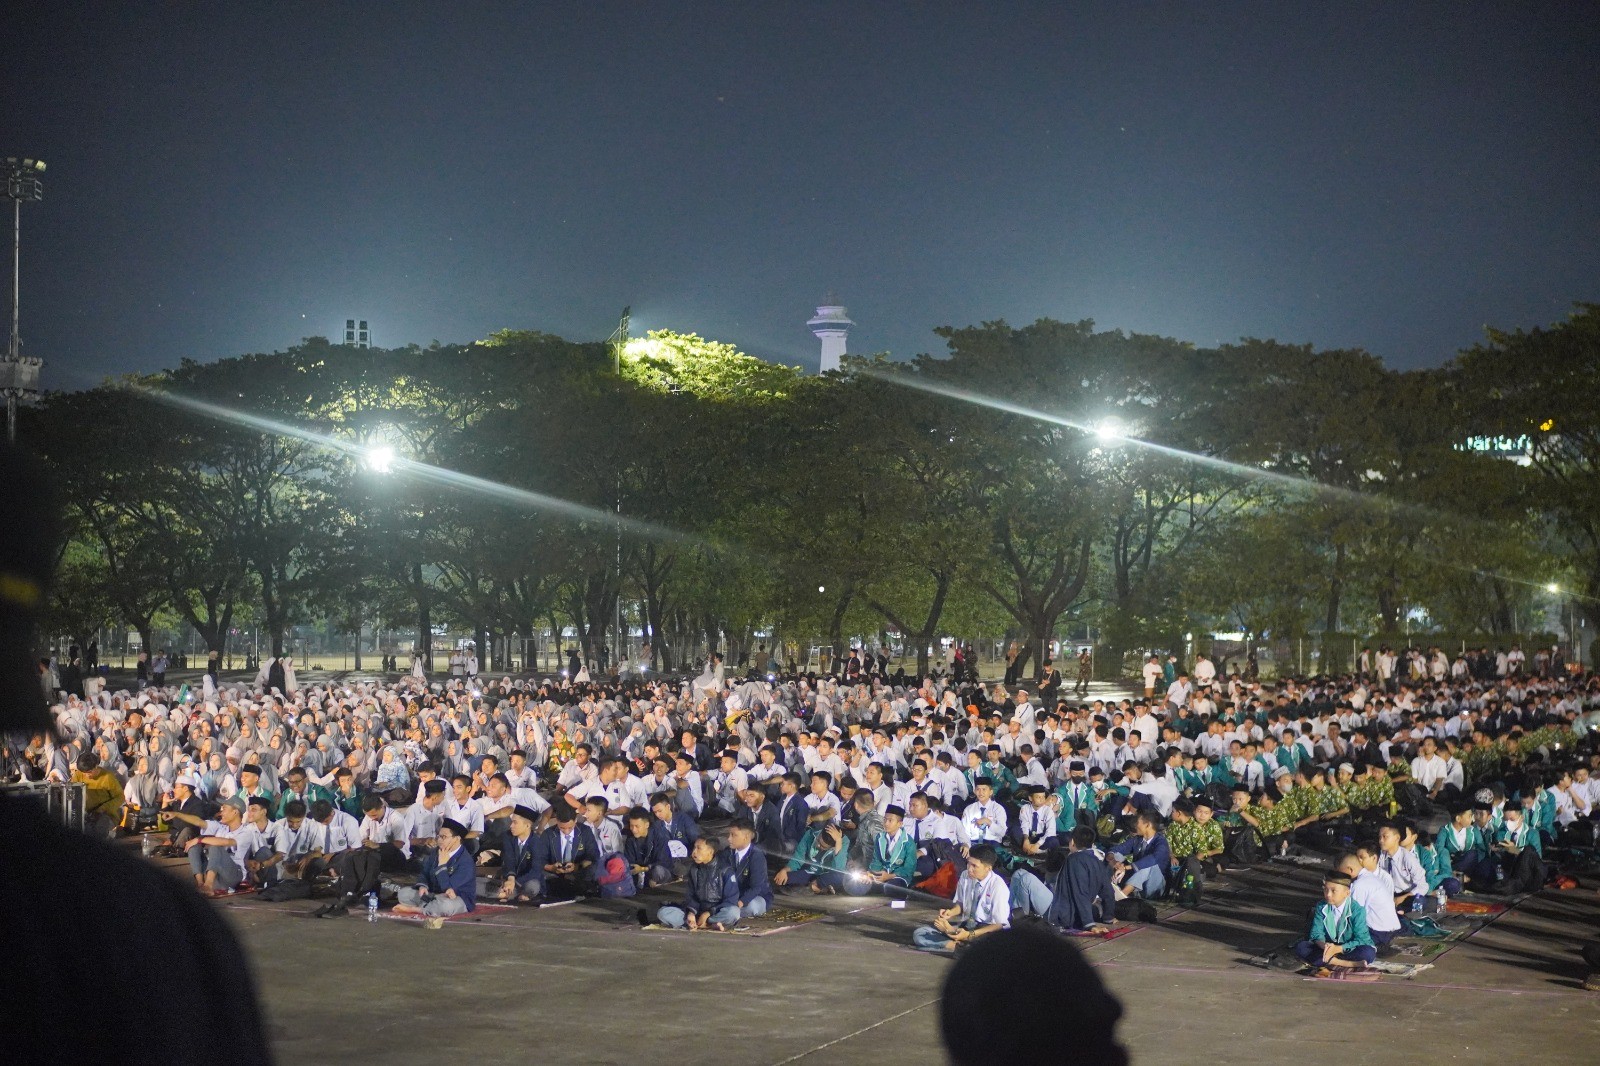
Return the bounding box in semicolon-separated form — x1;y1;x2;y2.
808;300;853;374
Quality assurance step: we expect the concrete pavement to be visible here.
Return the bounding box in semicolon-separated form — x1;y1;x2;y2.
191;857;1600;1065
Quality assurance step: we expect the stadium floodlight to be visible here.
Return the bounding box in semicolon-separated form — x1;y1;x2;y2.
364;444;397;474
1094;416;1126;443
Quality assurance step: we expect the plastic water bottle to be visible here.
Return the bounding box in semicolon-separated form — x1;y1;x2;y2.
1435;887;1447;912
1410;894;1422;915
367;891;379;922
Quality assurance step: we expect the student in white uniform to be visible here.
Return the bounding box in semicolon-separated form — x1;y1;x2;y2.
443;775;486;850
912;845;1011;950
307;798;361;885
175;800;250;895
962;779;1009;846
263;799;328;886
1340;850;1400;950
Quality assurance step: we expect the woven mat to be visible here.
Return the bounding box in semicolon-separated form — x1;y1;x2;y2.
376;903;518;925
1444;899;1509;916
1063;924;1140;941
728;906;830;936
638;906;830;936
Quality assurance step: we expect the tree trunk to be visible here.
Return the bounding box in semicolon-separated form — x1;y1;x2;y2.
1325;542;1345;635
1012;642;1035;681
646;594;670;672
826;585;854;665
415;562;432;670
257;568;287;658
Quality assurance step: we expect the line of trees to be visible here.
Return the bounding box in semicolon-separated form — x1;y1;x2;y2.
25;303;1600;679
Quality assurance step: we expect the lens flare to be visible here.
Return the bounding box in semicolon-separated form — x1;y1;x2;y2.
129;385;700;546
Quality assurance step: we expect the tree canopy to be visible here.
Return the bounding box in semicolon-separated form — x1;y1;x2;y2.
27;305;1600;677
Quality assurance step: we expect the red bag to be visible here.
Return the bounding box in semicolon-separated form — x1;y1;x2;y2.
914;861;958;899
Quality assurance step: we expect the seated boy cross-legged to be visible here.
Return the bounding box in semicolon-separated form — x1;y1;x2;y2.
1294;870;1376;975
657;838;742;931
913;844;1011;952
390;818;477;927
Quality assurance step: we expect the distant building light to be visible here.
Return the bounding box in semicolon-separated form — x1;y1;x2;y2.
1456;435;1532;463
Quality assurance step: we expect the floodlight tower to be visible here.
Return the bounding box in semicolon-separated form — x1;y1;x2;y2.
808;299;853;374
3;157;46;442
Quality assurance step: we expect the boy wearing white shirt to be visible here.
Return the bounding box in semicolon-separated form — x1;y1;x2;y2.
443;776;486;849
962;779;1008;846
263;799;327;887
176;801;249;895
1377;823;1428;908
1012;785;1058;862
912;845;1011;950
306;799;361;888
1341;850;1401;951
404;780;450;858
932;753;967;804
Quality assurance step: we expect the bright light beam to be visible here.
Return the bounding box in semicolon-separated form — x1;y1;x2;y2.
364;444;397;474
859;367;1420;511
132;386;701;546
859;368;1597;599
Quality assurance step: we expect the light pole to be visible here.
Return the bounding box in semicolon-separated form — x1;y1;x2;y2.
1548;582;1585;672
608;307;630;672
2;157;45;442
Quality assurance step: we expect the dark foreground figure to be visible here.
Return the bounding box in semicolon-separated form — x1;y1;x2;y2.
941;925;1128;1065
0;441;271;1065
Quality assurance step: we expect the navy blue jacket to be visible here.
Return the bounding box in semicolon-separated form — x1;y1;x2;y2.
777;794;809;849
1111;832;1171;873
1046;848;1116;931
663;812;701;851
417;844;477;910
725;845;773;906
536;824;599;872
501;830;541;892
683;858;739;914
747;800;784;849
624;822;675;872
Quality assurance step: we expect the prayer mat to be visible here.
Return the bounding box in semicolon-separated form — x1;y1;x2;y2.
636;907;829;936
1368;960;1434;977
1308;967;1382;982
1254;942;1452;977
1445;899;1508;916
1062;924;1139;941
726;906;830;937
376;903;517;925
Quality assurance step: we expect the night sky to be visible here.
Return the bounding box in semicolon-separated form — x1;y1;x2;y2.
7;3;1598;383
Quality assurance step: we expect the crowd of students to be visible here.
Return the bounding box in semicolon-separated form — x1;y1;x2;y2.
5;650;1597;961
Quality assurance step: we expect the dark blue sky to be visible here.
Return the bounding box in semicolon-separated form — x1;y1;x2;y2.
6;2;1597;381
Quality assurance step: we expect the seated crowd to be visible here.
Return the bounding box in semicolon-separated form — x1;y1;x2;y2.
6;652;1598;959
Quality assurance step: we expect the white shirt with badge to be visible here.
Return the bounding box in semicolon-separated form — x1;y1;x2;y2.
200;819;254;873
962;799;1008;843
443;794;486;835
954;869;1011;928
322;809;362;853
267;817;326;861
